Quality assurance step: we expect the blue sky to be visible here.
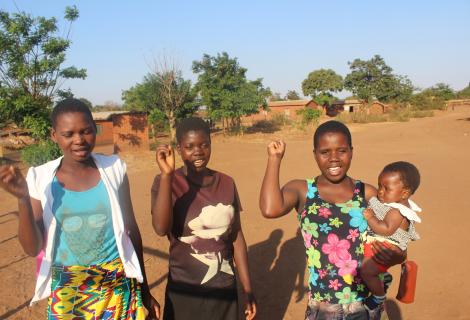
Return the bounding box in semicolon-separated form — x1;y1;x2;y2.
1;0;469;105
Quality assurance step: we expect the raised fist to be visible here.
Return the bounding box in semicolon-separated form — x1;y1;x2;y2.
267;140;286;159
155;144;175;175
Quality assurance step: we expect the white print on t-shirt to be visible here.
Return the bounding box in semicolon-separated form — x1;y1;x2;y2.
179;203;235;284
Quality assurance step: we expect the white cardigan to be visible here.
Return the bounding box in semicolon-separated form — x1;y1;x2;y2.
26;153;143;304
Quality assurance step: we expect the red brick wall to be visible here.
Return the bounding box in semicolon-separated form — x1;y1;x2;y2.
369;102;385;114
95;120;114;145
242;104;323;124
112;114;149;153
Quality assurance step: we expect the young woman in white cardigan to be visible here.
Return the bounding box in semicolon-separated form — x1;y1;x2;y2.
0;98;159;319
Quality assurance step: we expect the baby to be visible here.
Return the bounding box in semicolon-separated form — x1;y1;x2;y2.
361;161;422;310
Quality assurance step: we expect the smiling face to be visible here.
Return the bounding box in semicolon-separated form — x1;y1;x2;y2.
314;132;353;183
51;112;96;162
377;171;410;204
177;130;211;173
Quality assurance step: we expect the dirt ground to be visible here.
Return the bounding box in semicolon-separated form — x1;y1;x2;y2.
1;107;469;320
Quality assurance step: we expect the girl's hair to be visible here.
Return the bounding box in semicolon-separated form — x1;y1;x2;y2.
51;98;94;128
382;161;421;194
176;117;210;143
313;120;352;149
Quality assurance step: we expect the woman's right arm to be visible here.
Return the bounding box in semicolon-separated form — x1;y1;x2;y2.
151;145;175;236
0;165;44;256
259;141;302;218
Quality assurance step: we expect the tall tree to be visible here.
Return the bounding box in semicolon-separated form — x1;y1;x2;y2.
301;69;343;105
269;92;284;101
344;55;412;103
192;52;270;131
122;62;197;141
421;83;455;100
457;82;470;99
0;6;86;137
285;90;301;100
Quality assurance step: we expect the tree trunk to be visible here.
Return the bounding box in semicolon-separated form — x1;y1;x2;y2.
168;110;176;143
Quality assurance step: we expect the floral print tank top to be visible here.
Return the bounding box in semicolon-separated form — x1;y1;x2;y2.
299;177;369;304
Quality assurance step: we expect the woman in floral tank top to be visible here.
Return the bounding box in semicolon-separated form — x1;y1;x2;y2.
260;120;406;320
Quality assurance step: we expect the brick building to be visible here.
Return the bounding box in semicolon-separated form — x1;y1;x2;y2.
243;99;322;124
92;111;128;145
328;99;388;116
92;111;149;153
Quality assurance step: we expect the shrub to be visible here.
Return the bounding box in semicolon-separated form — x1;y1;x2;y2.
246;120;280;133
388;108;411;122
296;108;321;126
410;110;433;118
336;111;388;124
21;140;62;166
271;113;292;126
410;94;446;111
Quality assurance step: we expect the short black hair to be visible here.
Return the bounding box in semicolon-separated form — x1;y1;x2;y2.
382;161;421;194
51;98;94;128
313;120;352;149
176;117;210;143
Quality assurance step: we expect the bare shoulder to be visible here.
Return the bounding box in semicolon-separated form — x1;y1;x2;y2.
282;179;307;195
363;182;378;201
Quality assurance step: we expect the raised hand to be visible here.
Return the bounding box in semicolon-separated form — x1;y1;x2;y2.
155;144;175;175
0;165;28;199
267;140;286;159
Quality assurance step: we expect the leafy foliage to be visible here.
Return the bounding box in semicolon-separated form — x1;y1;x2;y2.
344;55;413;103
268;92;284;101
285;90;301;100
457;82;470;99
296;108;321;126
122;69;198;141
0;6;86;133
302;69;343;105
21;140;62;166
192;52;270;129
420;83;455;101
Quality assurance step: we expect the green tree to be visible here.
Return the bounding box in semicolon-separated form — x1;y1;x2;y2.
122;67;198;141
269;92;284;101
0;6;86;136
296;108;321;127
302;69;343;106
421;83;455;100
285;90;301;100
344;55;412;103
457;82;470;99
192;52;270;131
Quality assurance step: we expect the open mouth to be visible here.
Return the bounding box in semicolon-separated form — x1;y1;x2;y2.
193;159;206;167
327;166;341;175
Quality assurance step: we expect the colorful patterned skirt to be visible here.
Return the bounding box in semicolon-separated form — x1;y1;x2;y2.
47;258;146;320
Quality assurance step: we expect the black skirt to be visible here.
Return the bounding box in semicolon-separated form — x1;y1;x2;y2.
163;280;239;320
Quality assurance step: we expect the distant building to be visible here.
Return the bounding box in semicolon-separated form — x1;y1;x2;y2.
92;111;149;153
328;99;389;116
243;99;323;124
92;111;128;145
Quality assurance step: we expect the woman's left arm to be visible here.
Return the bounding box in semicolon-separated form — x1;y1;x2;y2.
119;174;160;319
233;229;256;320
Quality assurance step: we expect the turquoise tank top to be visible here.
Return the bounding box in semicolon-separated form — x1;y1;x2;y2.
51;177;119;266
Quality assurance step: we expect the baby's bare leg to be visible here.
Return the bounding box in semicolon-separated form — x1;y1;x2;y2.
360;257;385;296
